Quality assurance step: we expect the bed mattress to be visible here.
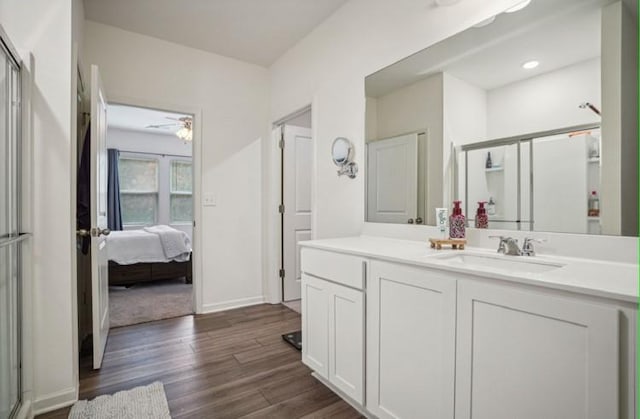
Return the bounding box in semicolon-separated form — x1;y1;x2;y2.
107;229;191;265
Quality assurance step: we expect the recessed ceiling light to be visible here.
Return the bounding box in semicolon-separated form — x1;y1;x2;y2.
505;0;532;13
522;60;539;69
473;16;496;28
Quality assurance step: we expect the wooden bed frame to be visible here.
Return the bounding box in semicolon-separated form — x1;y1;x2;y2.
108;255;192;286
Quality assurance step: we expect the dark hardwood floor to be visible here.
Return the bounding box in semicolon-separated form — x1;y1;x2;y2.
38;304;362;419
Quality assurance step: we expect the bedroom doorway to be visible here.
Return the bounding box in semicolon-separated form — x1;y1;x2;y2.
105;104;195;328
76;100;197;353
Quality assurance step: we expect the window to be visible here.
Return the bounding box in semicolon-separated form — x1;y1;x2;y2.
118;157;158;225
170;160;193;223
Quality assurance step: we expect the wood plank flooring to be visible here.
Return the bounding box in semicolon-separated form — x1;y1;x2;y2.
37;304;362;419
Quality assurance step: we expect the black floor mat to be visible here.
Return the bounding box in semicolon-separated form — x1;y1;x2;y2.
282;330;302;351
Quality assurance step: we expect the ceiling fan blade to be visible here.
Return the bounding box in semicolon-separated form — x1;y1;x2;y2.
145;123;178;129
166;116;192;123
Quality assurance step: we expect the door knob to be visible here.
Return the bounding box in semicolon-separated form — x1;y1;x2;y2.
91;227;111;237
76;229;90;237
415;217;423;224
407;218;414;224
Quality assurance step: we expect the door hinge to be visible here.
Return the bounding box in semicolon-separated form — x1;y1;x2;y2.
278;204;285;214
279;269;285;279
279;130;285;149
193;220;196;228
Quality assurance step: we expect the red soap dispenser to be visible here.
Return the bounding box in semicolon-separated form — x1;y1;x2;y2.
449;201;466;238
475;201;489;229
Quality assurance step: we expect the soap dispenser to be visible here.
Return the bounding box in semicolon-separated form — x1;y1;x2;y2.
487;197;496;216
475;201;489;229
449;201;466;238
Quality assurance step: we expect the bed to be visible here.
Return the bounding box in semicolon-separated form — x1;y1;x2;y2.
107;226;192;286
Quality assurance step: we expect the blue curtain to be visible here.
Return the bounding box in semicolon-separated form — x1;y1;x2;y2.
107;148;123;230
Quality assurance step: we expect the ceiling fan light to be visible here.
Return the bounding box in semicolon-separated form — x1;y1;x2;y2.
176;126;192;142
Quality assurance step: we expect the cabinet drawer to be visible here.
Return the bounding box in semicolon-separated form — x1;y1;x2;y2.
301;248;365;290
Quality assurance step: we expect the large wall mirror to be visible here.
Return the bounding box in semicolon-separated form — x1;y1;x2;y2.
365;0;638;236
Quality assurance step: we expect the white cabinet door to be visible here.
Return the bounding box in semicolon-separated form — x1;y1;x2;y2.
455;280;619;419
301;273;329;378
328;281;364;404
367;261;457;419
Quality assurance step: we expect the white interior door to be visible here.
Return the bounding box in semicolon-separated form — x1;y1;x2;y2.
283;125;312;301
367;134;418;224
90;65;110;369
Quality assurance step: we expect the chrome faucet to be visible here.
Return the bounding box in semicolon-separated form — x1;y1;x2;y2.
490;236;522;256
490;236;546;256
522;238;546;256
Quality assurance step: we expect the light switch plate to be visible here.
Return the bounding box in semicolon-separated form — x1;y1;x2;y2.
203;193;216;206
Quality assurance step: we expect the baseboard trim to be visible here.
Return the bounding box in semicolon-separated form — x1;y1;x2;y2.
201;296;265;314
32;386;77;416
14;399;32;419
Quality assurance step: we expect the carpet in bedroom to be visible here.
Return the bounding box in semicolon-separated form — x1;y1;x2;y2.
109;279;193;328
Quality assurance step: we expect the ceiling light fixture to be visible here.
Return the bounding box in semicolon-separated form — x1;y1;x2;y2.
473;16;496;28
505;0;532;13
175;117;193;142
522;60;539;70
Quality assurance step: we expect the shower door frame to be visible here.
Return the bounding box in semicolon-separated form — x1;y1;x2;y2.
457;122;600;231
0;23;27;419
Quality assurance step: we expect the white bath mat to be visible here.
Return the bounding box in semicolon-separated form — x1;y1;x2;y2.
68;382;171;419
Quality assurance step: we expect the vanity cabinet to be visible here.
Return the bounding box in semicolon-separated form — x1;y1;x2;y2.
367;261;457;419
455;279;620;419
300;249;365;404
300;244;633;419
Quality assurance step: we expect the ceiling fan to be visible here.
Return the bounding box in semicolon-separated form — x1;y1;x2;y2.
145;116;193;141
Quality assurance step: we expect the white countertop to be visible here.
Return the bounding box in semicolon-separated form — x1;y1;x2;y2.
300;235;639;304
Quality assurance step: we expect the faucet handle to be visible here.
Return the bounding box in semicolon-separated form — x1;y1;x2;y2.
522;237;546;256
489;235;508;253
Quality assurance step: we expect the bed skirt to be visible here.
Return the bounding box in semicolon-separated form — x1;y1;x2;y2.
108;255;192;286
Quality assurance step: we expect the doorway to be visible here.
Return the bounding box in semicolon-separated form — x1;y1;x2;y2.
276;108;313;313
76;100;197;360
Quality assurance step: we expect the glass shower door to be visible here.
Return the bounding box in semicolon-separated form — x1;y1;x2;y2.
0;28;24;419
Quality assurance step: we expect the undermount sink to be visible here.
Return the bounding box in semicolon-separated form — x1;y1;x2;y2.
433;253;565;274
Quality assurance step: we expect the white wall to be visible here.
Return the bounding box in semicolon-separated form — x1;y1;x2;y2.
369;73;444;224
270;0;522;240
442;72;487;206
486;58;601;139
0;0;78;413
373;73;443;141
84;21;270;312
